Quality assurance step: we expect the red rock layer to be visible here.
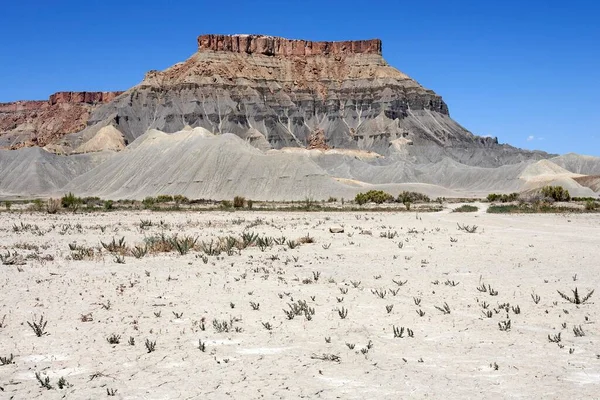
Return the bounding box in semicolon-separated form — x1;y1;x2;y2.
48;91;122;105
0;91;122;149
197;34;382;56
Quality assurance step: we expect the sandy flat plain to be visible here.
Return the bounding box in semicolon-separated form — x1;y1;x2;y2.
0;206;598;399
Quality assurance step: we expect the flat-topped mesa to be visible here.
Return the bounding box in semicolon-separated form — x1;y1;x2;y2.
197;34;382;56
48;91;123;106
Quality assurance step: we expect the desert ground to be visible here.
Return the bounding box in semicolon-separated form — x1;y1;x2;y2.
0;206;598;399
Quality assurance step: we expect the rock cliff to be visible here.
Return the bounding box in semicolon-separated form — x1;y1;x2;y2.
0;91;122;149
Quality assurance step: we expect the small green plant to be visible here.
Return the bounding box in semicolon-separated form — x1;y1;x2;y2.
57;376;70;389
35;372;53;390
145;339;156;353
101;237;127;253
435;302;451;314
548;332;562;343
0;353;14;365
103;200;114;210
498;320;511;331
262;322;273;330
573;325;585;337
393;326;414;338
131;244;148;259
557;288;594;305
171;235;197;255
457;223;478;233
107;334;121;344
27;315;48;337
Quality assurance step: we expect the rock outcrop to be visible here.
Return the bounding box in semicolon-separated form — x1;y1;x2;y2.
0;91;122;149
48;91;122;106
197;34;382;56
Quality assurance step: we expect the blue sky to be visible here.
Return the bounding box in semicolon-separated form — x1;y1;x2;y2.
1;0;598;155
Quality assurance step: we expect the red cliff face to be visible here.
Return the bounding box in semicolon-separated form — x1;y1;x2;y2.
0;91;122;149
48;91;123;105
197;34;382;57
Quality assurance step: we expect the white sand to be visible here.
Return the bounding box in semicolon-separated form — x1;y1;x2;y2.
0;208;598;398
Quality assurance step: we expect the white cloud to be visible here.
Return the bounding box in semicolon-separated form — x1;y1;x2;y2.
526;135;535;141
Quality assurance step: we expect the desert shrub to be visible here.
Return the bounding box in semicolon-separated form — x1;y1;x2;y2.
355;190;394;205
584;200;598;211
61;192;82;209
103;200;114;210
539;186;570;202
572;196;598;202
487;193;519;203
142;197;156;209
83;196;102;207
247;199;253;209
327;197;338;203
221;200;232;209
156;195;173;203
233;196;246;208
46;198;60;214
397;191;430;204
173;195;189;204
4;201;11;210
454;205;478;212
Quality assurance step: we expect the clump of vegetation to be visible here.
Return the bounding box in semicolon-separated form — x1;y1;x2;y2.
539;185;570;202
584;200;598;211
173;195;189;205
355;190;394;205
233;196;246;208
142;197;156;209
454;205;478;212
61;192;82;210
156;195;174;203
487;193;519;202
46;198;60;214
397;191;430;204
